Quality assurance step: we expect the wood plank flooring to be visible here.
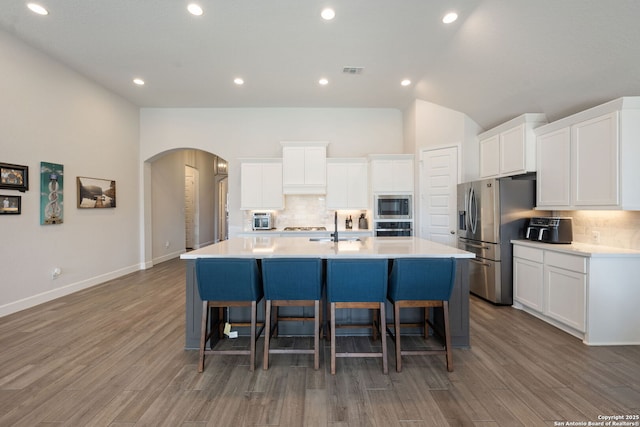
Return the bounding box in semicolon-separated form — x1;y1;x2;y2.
1;257;639;426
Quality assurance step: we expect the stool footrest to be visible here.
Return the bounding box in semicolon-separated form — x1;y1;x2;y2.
204;349;250;356
269;349;315;355
335;352;384;358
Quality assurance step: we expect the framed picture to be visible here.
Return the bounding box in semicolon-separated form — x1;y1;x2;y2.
0;194;21;214
41;162;64;224
0;163;29;192
77;176;116;208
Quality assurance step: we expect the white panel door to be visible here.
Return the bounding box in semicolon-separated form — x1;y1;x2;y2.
184;165;199;249
419;146;458;246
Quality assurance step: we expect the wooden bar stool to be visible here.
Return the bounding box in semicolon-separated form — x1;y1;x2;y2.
326;258;389;375
261;258;324;370
387;257;456;372
195;258;264;372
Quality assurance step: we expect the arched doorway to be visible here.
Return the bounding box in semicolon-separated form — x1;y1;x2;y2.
143;148;228;266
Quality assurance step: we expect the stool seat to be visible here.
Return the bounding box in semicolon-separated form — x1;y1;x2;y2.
327;258;388;375
387;258;456;372
195;258;264;372
261;258;324;370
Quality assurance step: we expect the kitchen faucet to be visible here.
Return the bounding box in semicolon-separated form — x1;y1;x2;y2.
331;211;339;243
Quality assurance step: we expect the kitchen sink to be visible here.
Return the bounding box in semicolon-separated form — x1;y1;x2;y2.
309;237;361;242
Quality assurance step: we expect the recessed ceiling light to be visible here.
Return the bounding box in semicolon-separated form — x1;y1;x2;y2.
319;78;329;86
133;78;145;86
401;79;411;87
442;12;458;24
321;8;335;20
27;3;49;15
187;3;204;16
234;78;244;85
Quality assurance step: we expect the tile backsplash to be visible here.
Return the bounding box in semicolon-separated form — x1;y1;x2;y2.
275;195;333;228
243;195;371;231
558;210;640;250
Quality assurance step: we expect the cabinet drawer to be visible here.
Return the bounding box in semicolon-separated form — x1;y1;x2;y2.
513;245;543;263
545;251;586;273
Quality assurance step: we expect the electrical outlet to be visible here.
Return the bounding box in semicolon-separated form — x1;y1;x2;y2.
165;241;170;248
591;230;600;243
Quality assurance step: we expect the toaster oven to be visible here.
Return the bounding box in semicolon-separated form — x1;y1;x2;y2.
252;212;274;230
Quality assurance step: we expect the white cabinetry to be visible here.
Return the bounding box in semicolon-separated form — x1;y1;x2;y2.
543;251;586;332
571;112;619;207
281;141;328;194
535;97;640;210
370;154;414;193
479;134;500;178
478;114;547;178
240;159;283;210
512;240;640;345
537;127;571;206
326;159;369;209
514;245;585;334
513;245;544;312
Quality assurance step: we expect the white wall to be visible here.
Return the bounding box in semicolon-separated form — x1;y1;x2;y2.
0;30;140;316
408;99;481;181
139;107;403;260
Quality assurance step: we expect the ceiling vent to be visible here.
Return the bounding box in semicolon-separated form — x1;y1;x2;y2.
342;67;364;75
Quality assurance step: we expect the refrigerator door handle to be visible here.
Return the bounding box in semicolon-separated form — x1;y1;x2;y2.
469;187;478;234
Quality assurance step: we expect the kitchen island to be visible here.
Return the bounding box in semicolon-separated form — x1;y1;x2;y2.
180;236;475;349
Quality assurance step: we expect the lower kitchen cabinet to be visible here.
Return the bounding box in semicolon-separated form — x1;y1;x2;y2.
512;240;640;345
513;245;544;312
543;253;586;332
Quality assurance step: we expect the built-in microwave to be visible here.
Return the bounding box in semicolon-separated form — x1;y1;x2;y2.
374;195;412;220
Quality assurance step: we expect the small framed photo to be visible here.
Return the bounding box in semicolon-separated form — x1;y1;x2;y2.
0;194;21;214
77;176;116;208
0;163;29;192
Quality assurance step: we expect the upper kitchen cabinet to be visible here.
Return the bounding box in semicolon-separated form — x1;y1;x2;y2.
326;158;369;209
281;141;328;194
478;113;547;178
536;97;640;210
240;159;283;210
369;154;414;193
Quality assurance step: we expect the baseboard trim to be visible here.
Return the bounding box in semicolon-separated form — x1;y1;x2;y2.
0;263;140;318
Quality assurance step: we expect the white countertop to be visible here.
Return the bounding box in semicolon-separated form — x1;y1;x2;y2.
511;239;640;258
240;229;373;235
181;236;475;259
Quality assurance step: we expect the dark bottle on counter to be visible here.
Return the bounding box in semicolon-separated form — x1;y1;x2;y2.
346;215;353;230
358;213;368;230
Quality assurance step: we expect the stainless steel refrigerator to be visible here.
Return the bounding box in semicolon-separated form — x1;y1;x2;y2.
457;176;537;304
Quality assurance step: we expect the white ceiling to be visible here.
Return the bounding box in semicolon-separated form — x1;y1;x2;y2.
2;0;640;129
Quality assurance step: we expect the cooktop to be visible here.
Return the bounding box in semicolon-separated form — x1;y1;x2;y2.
282;226;327;231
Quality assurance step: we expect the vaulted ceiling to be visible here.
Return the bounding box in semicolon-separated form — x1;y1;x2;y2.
2;0;639;129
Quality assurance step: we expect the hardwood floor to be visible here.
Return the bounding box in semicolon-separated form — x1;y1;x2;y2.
1;257;638;426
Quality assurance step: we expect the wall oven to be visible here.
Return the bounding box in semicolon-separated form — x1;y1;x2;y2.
375;221;413;237
374;195;412;220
